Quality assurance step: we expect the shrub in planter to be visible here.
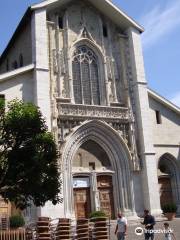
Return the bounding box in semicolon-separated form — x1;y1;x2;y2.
162;203;177;213
10;215;25;229
162;203;177;221
90;211;107;221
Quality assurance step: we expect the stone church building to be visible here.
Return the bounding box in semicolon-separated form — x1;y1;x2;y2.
0;0;179;222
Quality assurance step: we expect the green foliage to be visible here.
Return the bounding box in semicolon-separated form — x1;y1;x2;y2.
0;98;5;111
10;215;25;228
90;211;107;219
162;203;177;213
0;100;62;209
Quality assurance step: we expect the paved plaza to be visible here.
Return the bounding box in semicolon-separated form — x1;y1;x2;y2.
110;218;180;240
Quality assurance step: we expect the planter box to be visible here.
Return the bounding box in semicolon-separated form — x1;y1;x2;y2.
164;212;176;221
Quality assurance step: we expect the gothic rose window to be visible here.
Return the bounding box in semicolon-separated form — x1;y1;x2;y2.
72;45;100;105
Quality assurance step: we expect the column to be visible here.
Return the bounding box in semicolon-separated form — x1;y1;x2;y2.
126;27;161;215
91;172;100;211
31;8;51;129
31;8;64;218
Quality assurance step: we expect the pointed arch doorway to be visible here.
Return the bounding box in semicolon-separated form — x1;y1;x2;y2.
62;120;135;219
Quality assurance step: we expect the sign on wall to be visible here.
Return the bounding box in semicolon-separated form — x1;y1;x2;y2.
73;177;90;188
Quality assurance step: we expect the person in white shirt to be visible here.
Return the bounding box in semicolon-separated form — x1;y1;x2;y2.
114;212;127;240
164;223;176;240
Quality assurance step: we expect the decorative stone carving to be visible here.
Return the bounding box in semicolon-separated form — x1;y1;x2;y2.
106;56;119;103
59;50;65;75
61;120;135;216
116;36;141;171
81;26;93;41
52;49;65;76
106;56;113;80
110;122;129;145
124;40;136;114
57;102;130;121
56;101;141;171
58;119;82;143
52;49;58;74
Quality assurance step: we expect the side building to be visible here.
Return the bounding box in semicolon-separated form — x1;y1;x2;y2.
0;0;179;222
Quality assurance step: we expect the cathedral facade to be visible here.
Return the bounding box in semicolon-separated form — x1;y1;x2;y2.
0;0;180;221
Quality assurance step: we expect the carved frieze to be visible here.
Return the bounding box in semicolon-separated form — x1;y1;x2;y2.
57;103;130;121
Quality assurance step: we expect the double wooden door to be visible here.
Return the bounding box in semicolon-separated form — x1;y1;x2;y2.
74;188;91;219
73;175;115;219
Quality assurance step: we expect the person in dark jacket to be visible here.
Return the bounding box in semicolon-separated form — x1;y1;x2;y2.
141;209;156;240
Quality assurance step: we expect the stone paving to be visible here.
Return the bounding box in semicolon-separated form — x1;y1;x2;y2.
109;218;180;240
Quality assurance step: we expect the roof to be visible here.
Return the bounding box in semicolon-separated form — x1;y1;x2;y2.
0;8;32;65
0;64;34;83
148;88;180;115
31;0;144;32
0;0;144;64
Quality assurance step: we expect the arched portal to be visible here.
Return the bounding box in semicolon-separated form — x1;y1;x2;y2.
158;153;180;211
62;120;136;219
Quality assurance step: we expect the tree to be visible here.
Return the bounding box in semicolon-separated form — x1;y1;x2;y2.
0;99;62;210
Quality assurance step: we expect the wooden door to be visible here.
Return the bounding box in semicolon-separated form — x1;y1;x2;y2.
0;197;11;217
74;188;91;219
97;176;115;219
159;177;173;207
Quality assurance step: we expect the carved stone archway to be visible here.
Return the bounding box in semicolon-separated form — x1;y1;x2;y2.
62;120;136;218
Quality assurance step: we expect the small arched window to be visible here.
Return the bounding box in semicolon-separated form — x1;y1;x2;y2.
12;60;18;69
19;54;23;67
72;45;100;105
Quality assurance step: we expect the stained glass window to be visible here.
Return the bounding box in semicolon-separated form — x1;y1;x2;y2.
72;45;100;105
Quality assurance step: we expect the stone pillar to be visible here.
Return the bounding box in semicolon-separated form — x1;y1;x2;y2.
55;15;61;97
31;8;64;218
118;36;129;106
92;172;100;211
31;8;51;129
126;27;161;215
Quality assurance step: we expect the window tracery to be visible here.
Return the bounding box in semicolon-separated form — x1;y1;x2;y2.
72;45;100;105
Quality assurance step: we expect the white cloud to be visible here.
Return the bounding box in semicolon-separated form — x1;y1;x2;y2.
140;1;180;49
170;92;180;107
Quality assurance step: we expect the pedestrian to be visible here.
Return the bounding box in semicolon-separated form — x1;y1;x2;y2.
141;209;156;240
114;212;127;240
163;223;176;240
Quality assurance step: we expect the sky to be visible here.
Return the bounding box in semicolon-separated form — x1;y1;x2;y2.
0;0;180;107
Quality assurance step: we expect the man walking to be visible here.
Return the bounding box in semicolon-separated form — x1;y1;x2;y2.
141;209;156;240
114;212;127;240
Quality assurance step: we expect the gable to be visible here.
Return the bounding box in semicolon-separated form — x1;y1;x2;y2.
31;0;144;33
0;0;144;71
148;89;180;115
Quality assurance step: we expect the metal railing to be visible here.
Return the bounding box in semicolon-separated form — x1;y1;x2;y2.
0;229;26;240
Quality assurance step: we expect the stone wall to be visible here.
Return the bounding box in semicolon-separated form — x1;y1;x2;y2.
0;23;32;74
148;95;180;167
0;70;34;102
149;96;180;146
